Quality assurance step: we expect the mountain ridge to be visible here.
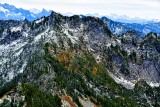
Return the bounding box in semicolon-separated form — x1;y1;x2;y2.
0;9;160;107
0;3;160;37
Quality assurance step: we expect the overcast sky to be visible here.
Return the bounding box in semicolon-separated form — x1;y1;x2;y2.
1;0;160;19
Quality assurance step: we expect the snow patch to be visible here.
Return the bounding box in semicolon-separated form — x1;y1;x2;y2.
22;32;29;37
111;41;116;46
6;12;22;17
8;72;14;81
30;8;41;14
106;43;111;47
109;73;135;89
35;18;44;24
116;39;121;44
34;28;49;42
19;61;27;73
11;26;22;32
0;99;3;104
147;82;160;87
109;72;160;89
14;48;23;57
93;54;101;63
63;29;78;44
0;6;9;12
79;98;95;107
115;27;122;34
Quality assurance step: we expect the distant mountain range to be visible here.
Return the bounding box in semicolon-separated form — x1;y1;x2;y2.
0;3;51;21
0;3;160;36
101;17;160;36
105;14;160;24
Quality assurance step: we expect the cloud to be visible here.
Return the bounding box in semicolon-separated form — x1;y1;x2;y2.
0;0;160;19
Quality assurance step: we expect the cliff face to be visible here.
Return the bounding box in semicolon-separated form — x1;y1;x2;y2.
0;12;160;107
